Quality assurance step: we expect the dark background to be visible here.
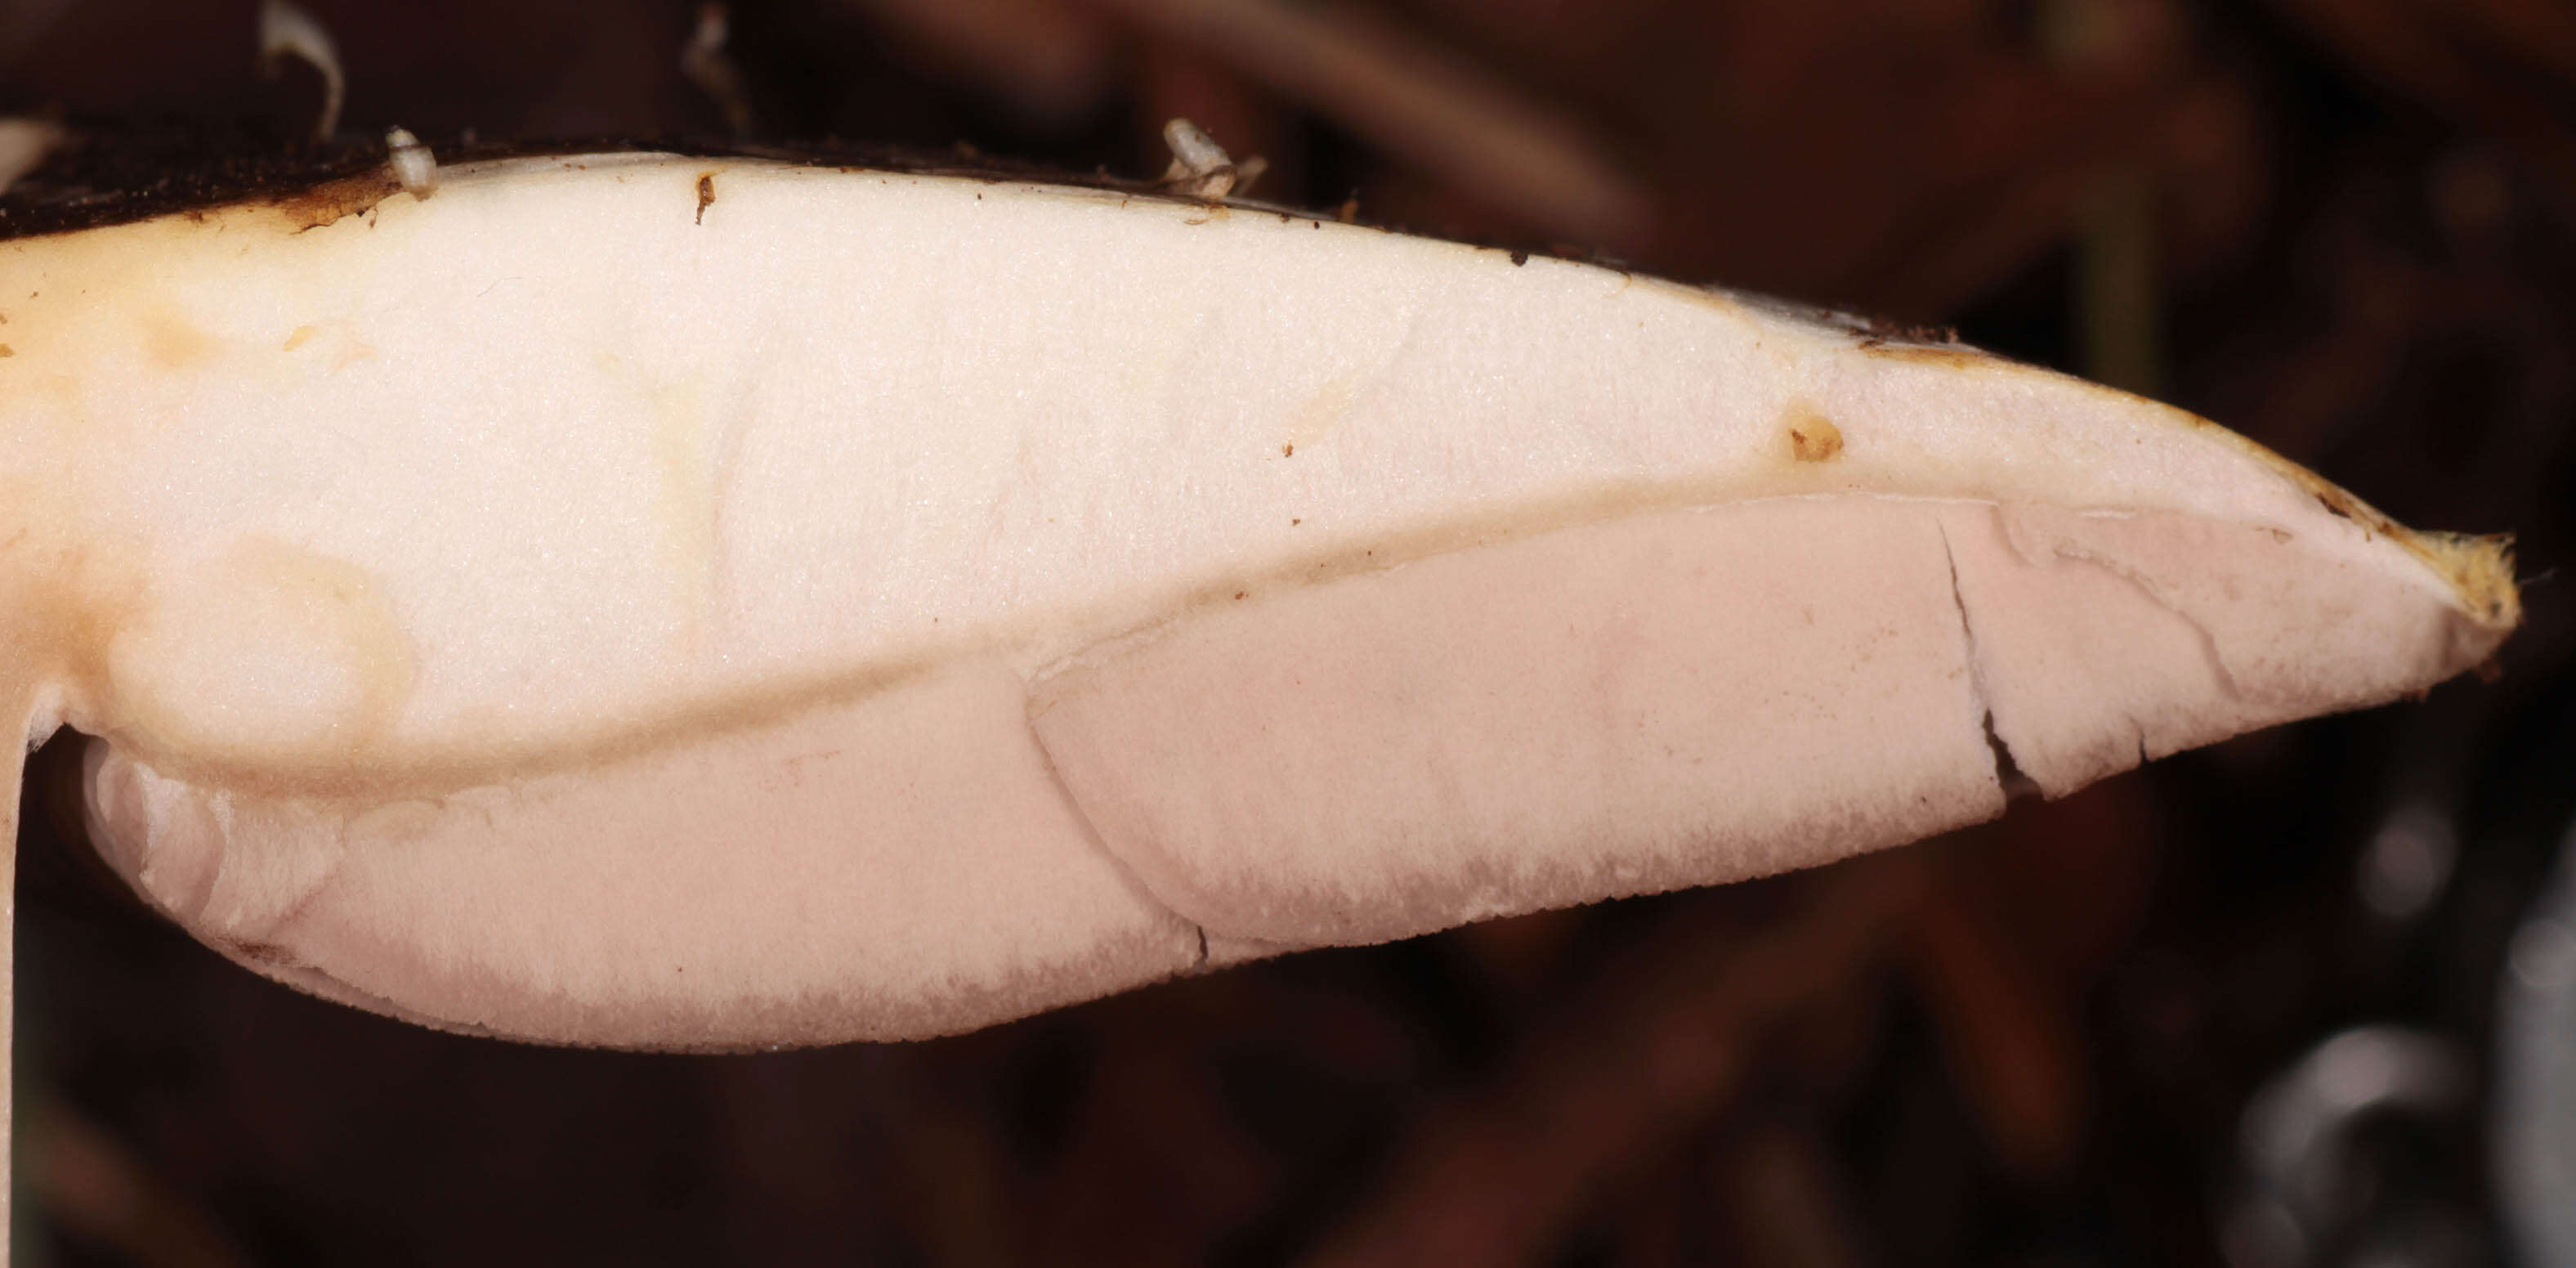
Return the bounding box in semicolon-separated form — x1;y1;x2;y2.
6;0;2574;1263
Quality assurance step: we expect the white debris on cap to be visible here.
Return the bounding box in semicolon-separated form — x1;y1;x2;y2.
385;128;437;197
0;119;62;195
1159;118;1263;200
258;0;346;141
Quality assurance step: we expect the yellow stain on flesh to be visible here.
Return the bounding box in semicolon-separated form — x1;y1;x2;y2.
87;531;420;776
230;536;420;744
140;306;220;370
593;348;722;643
1784;404;1844;463
277;320;375;371
0;472;151;744
1283;374;1357;455
646;379;721;645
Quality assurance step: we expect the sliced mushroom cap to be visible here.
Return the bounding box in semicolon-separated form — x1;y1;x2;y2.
0;152;2516;1047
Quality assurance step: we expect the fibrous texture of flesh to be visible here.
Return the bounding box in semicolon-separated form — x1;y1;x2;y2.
0;153;2518;1049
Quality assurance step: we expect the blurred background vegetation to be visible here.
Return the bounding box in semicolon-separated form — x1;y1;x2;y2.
4;0;2572;1263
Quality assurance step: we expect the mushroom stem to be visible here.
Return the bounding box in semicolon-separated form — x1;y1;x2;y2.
2;688;24;1264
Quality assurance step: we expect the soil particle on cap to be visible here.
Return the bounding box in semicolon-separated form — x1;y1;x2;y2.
271;168;404;231
695;172;715;224
1857;314;1961;346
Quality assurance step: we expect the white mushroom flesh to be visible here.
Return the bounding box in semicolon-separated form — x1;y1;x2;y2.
0;153;2516;1048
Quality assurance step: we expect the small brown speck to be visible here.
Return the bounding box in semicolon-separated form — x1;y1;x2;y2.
1291;518;1301;526
695;173;715;225
1235;591;1247;600
0;344;13;358
1509;249;1529;267
1282;443;1295;456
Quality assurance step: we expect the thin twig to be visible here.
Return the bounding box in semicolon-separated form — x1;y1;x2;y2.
1094;0;1656;251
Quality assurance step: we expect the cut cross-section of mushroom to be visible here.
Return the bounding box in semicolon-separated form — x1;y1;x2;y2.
0;150;2516;1067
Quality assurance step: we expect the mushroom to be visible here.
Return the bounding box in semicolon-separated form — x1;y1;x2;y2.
0;139;2516;1232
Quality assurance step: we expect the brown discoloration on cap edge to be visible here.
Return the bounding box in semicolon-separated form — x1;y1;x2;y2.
1857;339;1988;370
268;168;404;232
